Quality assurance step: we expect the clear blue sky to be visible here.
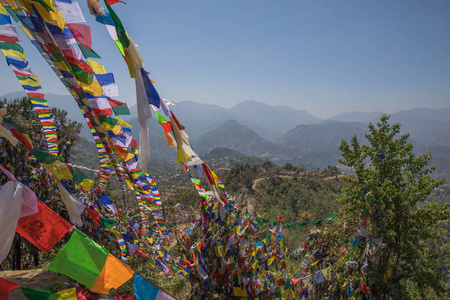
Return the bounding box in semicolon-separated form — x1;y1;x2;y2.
1;0;449;118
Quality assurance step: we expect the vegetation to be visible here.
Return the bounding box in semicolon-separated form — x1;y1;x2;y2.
2;100;449;299
338;114;450;299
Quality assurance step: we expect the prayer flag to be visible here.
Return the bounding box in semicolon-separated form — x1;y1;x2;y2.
73;169;94;190
99;194;118;214
48;229;134;294
0;278;19;300
21;286;60;300
55;288;76;300
16;201;72;253
133;273;176;300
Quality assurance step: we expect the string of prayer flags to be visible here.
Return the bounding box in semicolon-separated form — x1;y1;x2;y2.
0;3;58;154
48;229;134;294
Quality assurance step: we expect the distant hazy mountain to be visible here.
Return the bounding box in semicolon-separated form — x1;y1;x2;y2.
229;100;320;137
126;100;321;142
2;91;449;178
276;121;368;168
387;108;450;148
330;111;383;123
195;120;289;163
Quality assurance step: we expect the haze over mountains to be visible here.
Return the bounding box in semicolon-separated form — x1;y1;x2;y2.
2;91;450;178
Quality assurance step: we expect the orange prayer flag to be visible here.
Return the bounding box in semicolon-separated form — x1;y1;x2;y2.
89;254;134;294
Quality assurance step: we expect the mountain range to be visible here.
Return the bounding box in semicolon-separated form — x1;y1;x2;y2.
2;91;450;178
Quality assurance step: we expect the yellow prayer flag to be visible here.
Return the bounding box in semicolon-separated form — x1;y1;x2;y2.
233;287;247;298
0;3;7;14
112;124;121;135
33;3;65;31
43;161;72;180
322;267;332;281
384;267;392;283
87;59;106;74
211;170;219;186
19;77;40;87
18;24;34;39
56;288;77;300
80;179;94;190
54;61;71;73
2;49;26;61
117;117;132;128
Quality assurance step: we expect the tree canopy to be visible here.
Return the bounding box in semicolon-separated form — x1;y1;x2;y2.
338;114;450;298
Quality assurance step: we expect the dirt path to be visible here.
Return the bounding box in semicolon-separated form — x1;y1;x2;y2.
0;269;60;300
323;174;347;181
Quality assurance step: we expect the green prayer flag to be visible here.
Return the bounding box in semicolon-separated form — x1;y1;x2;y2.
72;66;93;85
256;216;269;224
21;286;60;300
112;103;130;116
312;219;324;226
363;207;369;218
32;149;59;164
286;222;295;230
47;229;108;288
98;115;118;126
73;169;90;183
79;44;101;59
104;1;130;48
17;75;38;82
47;52;64;62
295;221;309;229
0;42;23;52
154;111;168;125
5;6;19;22
100;217;118;228
2;117;25;131
326;213;339;222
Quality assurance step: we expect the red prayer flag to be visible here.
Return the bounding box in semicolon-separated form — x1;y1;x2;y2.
161;121;172;133
0;278;19;300
67;24;92;50
202;163;215;185
10;129;33;152
16;201;73;252
0;35;20;43
359;282;370;294
135;249;149;260
170;111;183;131
106;0;127;4
291;278;301;286
107;98;125;108
86;207;100;227
76;286;96;300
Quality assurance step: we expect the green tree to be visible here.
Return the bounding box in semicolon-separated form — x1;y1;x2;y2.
338;114;450;299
